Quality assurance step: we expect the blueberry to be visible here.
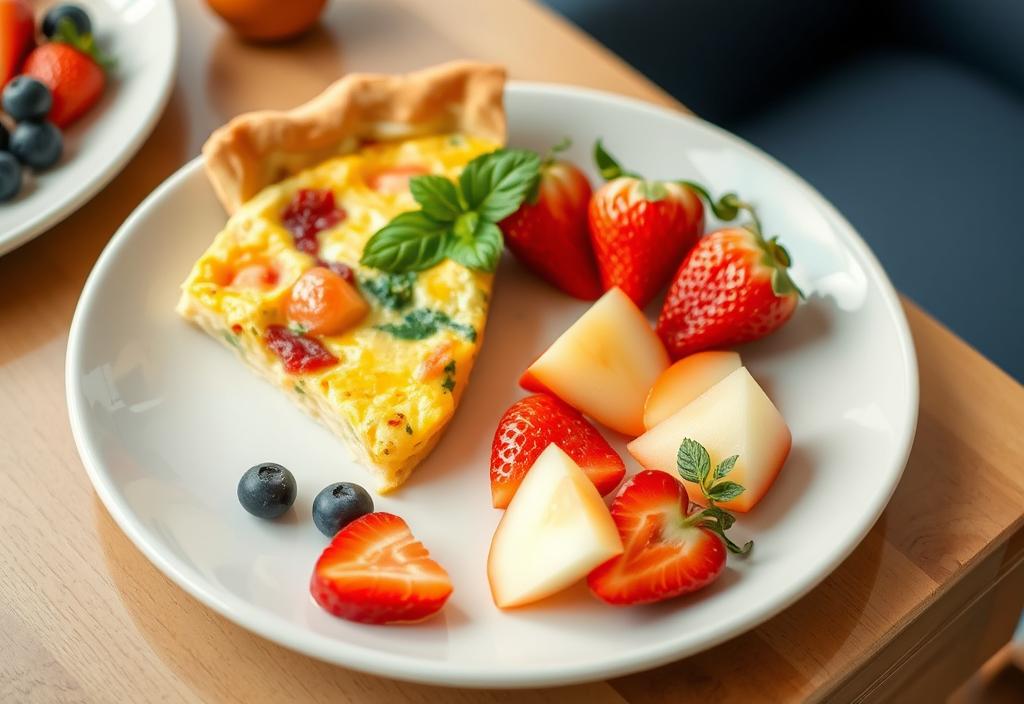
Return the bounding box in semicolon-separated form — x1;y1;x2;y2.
42;4;92;39
237;463;297;519
312;482;373;537
10;121;62;170
0;152;22;202
2;77;53;122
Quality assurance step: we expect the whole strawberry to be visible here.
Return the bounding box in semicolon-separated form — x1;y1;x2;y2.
500;142;602;299
22;19;110;128
657;223;801;359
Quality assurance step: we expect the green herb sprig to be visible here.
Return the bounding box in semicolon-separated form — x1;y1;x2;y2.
360;149;541;274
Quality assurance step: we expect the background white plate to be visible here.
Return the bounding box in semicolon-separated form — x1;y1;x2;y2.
66;84;918;688
0;0;178;255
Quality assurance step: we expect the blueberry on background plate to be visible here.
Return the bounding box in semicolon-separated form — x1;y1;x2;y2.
10;122;63;170
0;152;22;202
237;463;297;519
312;482;374;537
2;77;53;123
42;4;92;38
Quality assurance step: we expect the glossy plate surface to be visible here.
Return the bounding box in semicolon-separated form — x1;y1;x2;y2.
67;84;918;688
0;0;178;255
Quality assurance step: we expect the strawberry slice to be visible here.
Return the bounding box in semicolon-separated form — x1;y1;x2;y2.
587;466;751;606
310;512;452;624
490;394;625;509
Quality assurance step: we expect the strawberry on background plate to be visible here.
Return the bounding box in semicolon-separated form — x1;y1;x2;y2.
587;141;754;308
657;222;802;359
490;393;625;508
22;21;111;128
310;512;452;625
0;0;35;85
588;453;751;606
500;140;603;299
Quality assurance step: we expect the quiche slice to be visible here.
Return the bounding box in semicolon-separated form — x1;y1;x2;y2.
177;61;507;492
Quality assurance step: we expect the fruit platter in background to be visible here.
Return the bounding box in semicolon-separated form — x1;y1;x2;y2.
0;1;113;202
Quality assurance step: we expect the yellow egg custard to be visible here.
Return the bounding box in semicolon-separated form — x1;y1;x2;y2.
177;62;508;491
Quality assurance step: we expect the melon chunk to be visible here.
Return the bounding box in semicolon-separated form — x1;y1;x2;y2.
487;444;623;609
643;350;742;429
627;367;790;512
524;287;669;436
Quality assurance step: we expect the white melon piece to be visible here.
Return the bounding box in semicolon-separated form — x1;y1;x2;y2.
525;287;669;436
487;444;623;609
628;367;790;512
643;350;742;429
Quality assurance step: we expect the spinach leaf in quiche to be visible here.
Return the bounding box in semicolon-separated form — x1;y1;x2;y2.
376;308;476;342
360;271;417;310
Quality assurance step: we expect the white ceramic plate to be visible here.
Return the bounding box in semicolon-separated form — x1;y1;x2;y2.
0;0;178;255
66;83;918;688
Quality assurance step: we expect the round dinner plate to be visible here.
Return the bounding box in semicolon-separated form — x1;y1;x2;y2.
0;0;178;256
66;83;918;688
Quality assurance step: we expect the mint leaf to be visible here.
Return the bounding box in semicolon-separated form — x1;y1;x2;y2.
410;175;463;222
448;219;503;272
708;481;745;502
360;211;450;272
360;272;417;310
459;149;541;222
677;438;711;484
714;455;738;480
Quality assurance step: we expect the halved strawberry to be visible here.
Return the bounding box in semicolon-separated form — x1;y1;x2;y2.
587;467;750;606
500;146;602;300
490;394;625;509
310;512;452;624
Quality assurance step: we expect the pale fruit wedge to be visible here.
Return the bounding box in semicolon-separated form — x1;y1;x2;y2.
643;350;742;429
487;444;623;609
628;367;791;512
524;287;669;436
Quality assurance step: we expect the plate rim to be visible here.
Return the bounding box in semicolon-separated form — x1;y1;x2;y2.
0;0;181;256
66;81;920;688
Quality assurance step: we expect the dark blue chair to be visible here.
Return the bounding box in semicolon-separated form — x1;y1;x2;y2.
545;0;1024;379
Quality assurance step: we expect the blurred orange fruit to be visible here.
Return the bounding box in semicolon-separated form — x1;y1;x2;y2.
205;0;328;42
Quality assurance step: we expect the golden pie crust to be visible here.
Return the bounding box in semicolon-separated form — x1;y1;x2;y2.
202;60;508;214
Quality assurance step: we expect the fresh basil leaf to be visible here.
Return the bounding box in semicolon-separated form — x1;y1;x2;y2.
448;220;503;272
360;211;451;273
708;481;745;502
677;437;711;484
409;175;463;223
714;455;739;480
459;149;541;222
359;272;417;310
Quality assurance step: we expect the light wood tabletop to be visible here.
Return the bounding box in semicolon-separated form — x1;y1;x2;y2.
1;0;1022;701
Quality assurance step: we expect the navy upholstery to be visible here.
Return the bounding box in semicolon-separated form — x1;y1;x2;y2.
545;0;1024;379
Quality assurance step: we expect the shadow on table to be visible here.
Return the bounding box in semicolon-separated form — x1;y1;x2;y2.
0;89;190;367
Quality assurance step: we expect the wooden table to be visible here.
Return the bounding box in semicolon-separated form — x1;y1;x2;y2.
2;0;1022;701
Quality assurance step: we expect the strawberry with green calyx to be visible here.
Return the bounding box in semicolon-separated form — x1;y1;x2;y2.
22;18;113;128
588;140;750;308
361;149;541;274
499;138;603;299
656;217;802;359
586;439;751;606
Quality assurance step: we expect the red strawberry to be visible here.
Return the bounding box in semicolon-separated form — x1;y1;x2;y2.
586;141;707;308
657;224;801;359
500;152;602;299
22;22;110;128
587;469;750;606
0;0;34;85
310;512;452;624
490;393;625;509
